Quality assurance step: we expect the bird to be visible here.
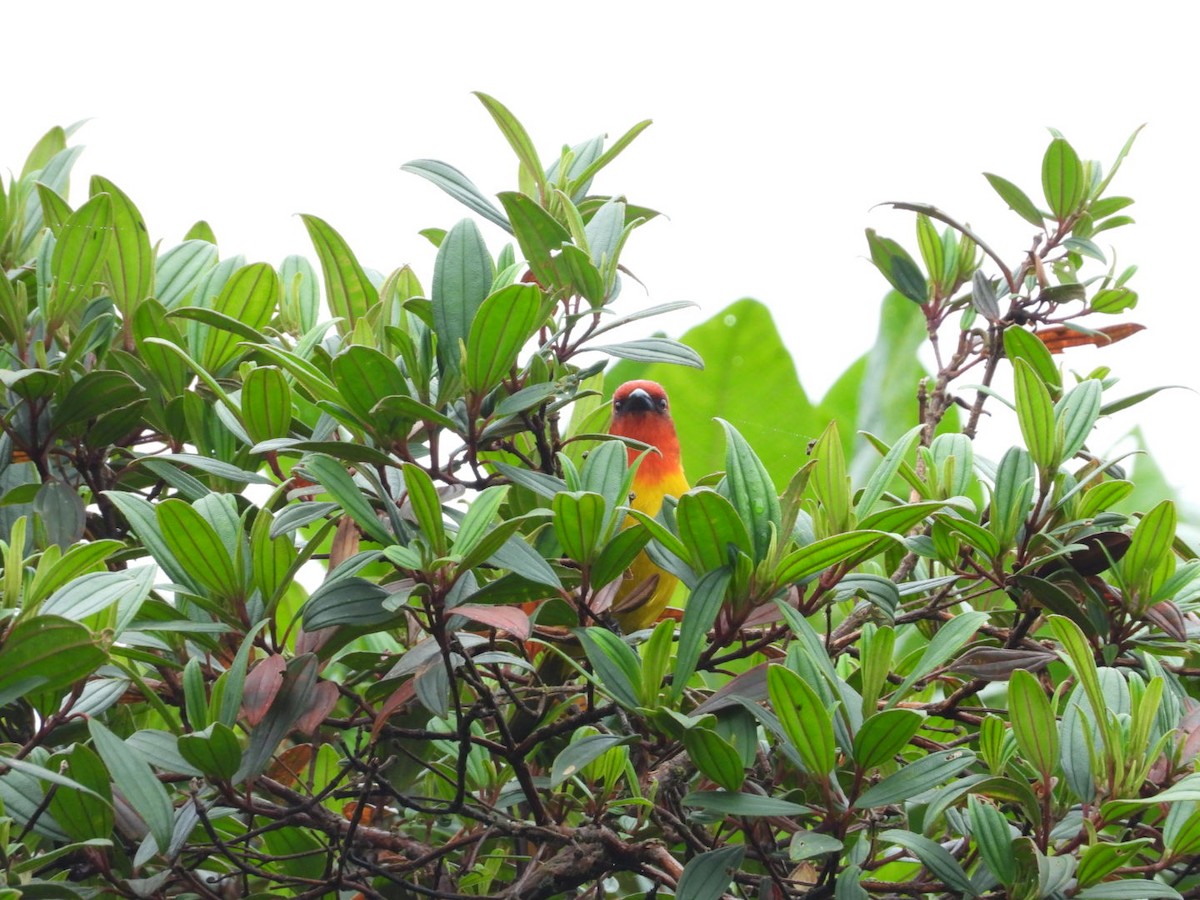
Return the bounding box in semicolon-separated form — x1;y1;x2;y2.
607;380;689;632
509;380;689;742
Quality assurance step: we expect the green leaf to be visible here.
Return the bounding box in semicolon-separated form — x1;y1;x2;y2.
198;263;278;373
88;718;175;853
1046;616;1112;762
681;791;808;816
331;342;408;414
550;734;632;789
789;831;844;861
1076;883;1181;900
177;723;242;781
465;283;547;394
675;489;752;573
301;454;393;546
852;708;922;769
48;193;113;328
432;218;493;376
1008;669;1059;780
1004;326;1060;393
90;176;153;316
888;610;988;705
1042;137;1085;221
496;191;569;286
1122;499;1176;592
0;616;106;706
984;172;1045;227
303;577;395;630
880;829;978;897
857;424;923;516
673;568;732;702
400;462;446;557
241;366;292;444
41;568;153;626
674;845;744;900
1056;378;1102;461
990;447;1035;548
575;627;641;709
553;491;606;565
473;92;546;200
767;665;836;777
774;531;891;585
717;418;780;563
45;745;114;843
301;214;378;335
969;795;1015;886
400;159;511;232
1013;358;1058;471
155;239;218;308
157;499;240;598
865;229;928;303
1091;287;1138;314
591;338;704;368
853;748;977;808
682;726;745;792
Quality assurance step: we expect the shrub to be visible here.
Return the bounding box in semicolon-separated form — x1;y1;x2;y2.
0;99;1194;899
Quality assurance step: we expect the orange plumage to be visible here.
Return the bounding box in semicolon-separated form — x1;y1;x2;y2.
608;380;689;631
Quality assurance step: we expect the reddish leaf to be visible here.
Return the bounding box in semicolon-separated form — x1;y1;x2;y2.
371;679;416;740
342;801;380;825
241;654;286;726
265;743;314;786
453;604;531;640
1033;323;1144;354
295;625;335;657
295;680;340;735
1145;600;1189;642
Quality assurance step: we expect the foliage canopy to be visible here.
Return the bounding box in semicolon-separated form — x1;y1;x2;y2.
0;100;1195;899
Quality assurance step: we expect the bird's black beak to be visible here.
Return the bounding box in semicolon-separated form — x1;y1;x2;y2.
623;388;655;413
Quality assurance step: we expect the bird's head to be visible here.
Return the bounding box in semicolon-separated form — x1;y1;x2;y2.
611;380;671;420
609;380;681;472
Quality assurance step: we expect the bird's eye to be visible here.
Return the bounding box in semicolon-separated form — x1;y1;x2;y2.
613;399;624;411
657;398;668;411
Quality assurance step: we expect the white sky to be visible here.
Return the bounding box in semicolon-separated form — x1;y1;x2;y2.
5;1;1199;506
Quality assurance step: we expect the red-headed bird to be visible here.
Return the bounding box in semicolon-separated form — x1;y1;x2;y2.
608;380;689;631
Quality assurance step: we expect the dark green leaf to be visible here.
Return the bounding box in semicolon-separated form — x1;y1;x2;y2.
88;719;175;853
865;229;928;303
575;627;640;709
879;829;978;897
984;172;1045;227
674;845;744;900
301;454;393;545
854;748;977;808
156;499;240;598
550;735;631;789
673;568;731;702
682;725;746;792
681;791;808;816
177;723;242;781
